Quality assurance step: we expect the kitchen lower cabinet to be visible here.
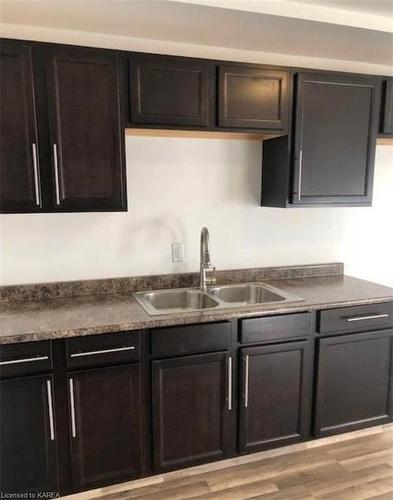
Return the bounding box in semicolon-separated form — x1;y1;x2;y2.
314;330;393;437
152;351;232;472
0;374;58;494
239;340;313;453
67;364;142;491
3;309;393;496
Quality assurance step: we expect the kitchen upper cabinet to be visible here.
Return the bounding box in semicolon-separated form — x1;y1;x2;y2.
129;53;211;127
218;65;289;131
152;351;231;473
239;340;313;453
0;374;58;494
46;45;126;211
0;39;127;214
3;38;388;214
67;364;142;491
128;55;289;132
262;71;380;207
314;330;393;437
380;78;393;135
0;41;42;213
292;72;379;205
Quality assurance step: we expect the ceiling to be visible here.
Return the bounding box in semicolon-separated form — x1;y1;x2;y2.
289;0;393;17
171;0;393;31
0;0;392;67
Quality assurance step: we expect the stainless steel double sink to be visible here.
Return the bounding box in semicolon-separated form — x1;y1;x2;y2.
134;282;303;316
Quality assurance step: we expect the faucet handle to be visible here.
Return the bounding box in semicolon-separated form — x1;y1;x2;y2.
209;267;217;286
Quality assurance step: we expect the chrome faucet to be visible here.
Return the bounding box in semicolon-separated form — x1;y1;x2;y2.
199;227;216;291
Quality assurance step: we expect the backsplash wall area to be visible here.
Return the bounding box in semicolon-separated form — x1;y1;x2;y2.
0;137;392;287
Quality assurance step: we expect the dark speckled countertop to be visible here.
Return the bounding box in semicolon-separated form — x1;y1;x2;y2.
1;268;392;344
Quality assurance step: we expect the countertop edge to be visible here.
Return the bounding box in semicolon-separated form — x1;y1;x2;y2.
1;294;392;345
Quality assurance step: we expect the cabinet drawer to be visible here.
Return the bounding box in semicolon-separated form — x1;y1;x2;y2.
151;322;231;358
66;331;140;369
0;340;52;378
318;302;393;335
240;312;312;344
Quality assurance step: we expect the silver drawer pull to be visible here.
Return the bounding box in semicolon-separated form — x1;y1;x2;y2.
244;354;249;408
70;346;136;358
0;355;49;366
53;143;61;205
46;380;55;441
69;378;77;438
346;313;389;322
297;149;303;201
228;356;232;411
32;143;41;206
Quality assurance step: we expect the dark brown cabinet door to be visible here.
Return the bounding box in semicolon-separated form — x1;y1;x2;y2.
0;41;42;213
152;351;231;473
314;330;393;437
68;364;142;490
381;78;393;135
0;374;58;494
218;65;289;131
46;45;126;211
239;341;313;453
292;72;380;206
129;54;211;127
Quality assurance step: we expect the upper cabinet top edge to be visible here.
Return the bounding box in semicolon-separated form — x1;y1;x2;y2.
1;37;391;78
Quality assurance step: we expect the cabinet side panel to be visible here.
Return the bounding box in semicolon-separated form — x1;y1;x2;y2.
261;135;290;207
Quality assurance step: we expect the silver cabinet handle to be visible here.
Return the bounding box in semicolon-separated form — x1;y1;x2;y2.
227;356;232;411
297;149;303;201
346;313;389;322
244;355;249;408
46;380;55;441
70;346;136;358
69;378;77;438
32;143;41;206
0;355;49;366
53;143;61;205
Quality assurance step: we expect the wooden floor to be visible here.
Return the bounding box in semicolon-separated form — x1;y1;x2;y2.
65;425;393;500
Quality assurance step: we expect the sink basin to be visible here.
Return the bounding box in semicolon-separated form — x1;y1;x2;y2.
209;283;287;305
134;288;219;315
134;282;303;315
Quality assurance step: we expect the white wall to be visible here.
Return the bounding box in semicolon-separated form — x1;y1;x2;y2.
1;137;392;287
341;146;393;286
0;25;392;288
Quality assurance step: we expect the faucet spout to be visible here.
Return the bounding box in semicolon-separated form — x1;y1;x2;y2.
199;227;216;291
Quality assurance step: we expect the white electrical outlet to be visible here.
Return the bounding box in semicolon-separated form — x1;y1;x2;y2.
172;242;185;263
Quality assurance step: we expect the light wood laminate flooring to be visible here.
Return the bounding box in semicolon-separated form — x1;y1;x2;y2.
63;424;393;500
